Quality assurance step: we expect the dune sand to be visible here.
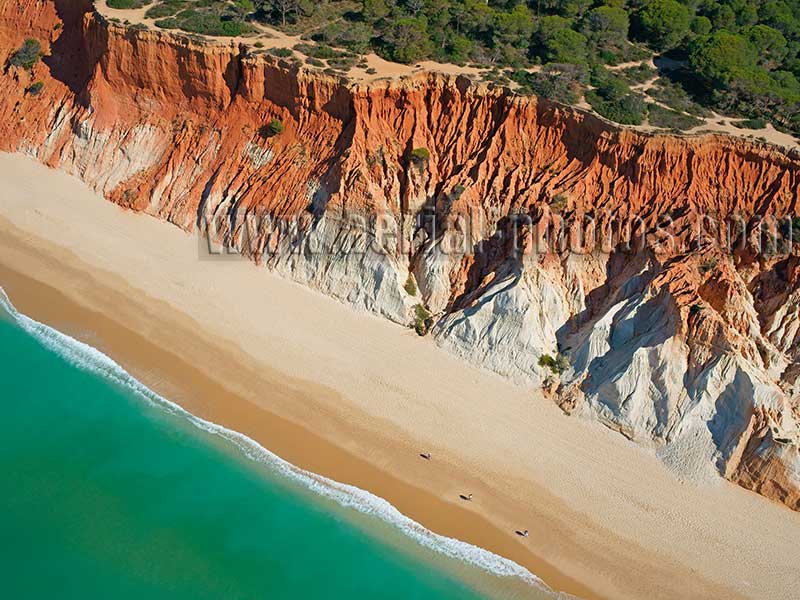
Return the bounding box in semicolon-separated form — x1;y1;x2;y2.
1;152;799;599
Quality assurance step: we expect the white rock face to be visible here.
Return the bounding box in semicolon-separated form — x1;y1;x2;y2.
268;214;413;324
433;260;572;385
69;119;167;193
201;198;415;324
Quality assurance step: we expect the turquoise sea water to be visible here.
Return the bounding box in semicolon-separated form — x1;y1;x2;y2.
0;289;551;600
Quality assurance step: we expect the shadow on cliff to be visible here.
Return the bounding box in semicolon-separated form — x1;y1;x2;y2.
44;0;96;102
708;372;756;474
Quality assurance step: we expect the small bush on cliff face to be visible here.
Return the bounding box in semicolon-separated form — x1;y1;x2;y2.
414;304;432;336
539;353;569;375
548;194;568;213
699;258;718;274
26;81;44;96
8;39;41;70
404;273;417;296
409;147;430;167
791;217;800;243
689;303;704;315
261;119;284;137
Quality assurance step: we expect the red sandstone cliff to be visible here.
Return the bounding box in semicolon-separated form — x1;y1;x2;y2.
2;0;799;510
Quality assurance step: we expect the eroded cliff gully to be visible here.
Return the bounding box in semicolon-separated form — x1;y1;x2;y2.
2;0;799;509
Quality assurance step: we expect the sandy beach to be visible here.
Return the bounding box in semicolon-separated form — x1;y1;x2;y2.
1;152;799;599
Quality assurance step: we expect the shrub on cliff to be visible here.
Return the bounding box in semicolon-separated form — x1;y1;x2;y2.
261;119;284;137
548;194;568;213
538;353;569;375
26;81;44;97
413;304;432;336
699;258;718;274
409;147;430;166
8;39;41;70
404;273;417;296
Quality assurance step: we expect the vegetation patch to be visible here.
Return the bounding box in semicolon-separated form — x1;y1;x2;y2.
260;118;284;137
293;43;340;60
145;1;190;19
107;0;151;8
617;63;657;86
8;39;41;70
404;273;417;296
409;147;430;167
266;47;293;57
539;353;570;375
511;64;587;104
733;118;768;130
26;81;44;96
548;194;568;213
587;67;646;125
413;303;432;336
790;217;800;242
648;78;712;118
150;1;255;36
647;103;702;130
699;258;718;274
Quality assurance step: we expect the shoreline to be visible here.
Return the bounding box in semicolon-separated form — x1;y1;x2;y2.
2;153;800;599
0;209;586;600
0;273;547;599
0;259;562;600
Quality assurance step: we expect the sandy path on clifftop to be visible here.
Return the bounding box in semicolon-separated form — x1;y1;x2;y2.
1;153;800;600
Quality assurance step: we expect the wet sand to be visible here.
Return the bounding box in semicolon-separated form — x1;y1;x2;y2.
2;153;799;599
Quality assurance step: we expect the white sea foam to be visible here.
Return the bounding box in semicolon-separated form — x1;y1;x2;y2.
0;287;554;595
